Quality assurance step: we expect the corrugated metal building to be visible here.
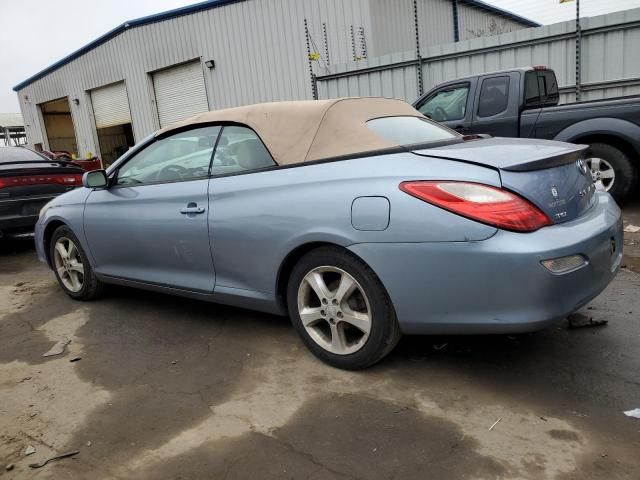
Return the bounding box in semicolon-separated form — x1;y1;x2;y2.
13;0;537;163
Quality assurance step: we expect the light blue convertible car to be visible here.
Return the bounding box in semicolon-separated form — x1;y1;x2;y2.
35;98;623;369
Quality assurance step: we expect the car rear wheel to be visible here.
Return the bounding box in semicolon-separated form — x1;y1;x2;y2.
50;225;103;300
585;143;637;201
287;246;401;370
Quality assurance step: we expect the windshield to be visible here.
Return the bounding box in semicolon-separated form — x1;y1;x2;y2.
366;116;458;146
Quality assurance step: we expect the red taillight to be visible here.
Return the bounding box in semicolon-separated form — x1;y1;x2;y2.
399;181;552;232
0;174;82;189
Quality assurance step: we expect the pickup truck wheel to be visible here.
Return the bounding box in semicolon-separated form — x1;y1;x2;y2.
585;143;637;201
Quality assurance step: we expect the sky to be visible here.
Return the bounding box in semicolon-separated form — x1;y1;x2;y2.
1;0;639;113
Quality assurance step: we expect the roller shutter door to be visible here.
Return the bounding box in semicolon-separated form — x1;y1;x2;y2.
153;61;209;128
91;82;131;129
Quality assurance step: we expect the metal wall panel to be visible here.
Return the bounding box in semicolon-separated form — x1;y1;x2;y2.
317;7;640;107
458;3;526;41
419;0;457;48
369;0;414;57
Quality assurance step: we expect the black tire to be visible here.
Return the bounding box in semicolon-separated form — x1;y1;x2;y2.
287;246;401;370
50;225;104;301
585;142;637;201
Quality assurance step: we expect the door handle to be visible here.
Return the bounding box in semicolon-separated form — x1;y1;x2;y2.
180;203;205;214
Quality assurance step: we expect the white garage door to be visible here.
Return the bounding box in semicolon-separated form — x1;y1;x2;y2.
153;61;209;128
91;82;131;129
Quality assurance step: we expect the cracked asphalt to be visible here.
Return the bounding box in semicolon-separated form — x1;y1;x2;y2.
1;200;639;479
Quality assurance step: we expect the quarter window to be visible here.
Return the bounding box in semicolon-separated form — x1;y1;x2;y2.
477;76;510;117
417;84;469;122
116;126;220;185
211;126;275;175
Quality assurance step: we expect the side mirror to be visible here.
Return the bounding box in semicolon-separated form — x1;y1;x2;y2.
82;169;108;189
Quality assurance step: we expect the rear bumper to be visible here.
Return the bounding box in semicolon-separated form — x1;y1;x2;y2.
0;195;55;236
349;193;623;335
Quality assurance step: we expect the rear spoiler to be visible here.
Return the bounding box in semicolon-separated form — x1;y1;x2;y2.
0;161;84;175
500;144;588;172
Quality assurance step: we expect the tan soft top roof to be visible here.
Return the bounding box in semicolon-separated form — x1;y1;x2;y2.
156;97;424;166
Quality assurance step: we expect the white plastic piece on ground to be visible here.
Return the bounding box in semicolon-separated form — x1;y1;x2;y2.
623;408;640;419
624;224;640;233
42;339;71;357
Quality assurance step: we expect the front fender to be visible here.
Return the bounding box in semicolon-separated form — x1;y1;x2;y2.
37;192;93;269
553;117;640;154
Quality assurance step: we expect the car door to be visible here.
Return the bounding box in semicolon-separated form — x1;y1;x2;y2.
83;126;221;292
414;82;473;134
470;73;520;138
207;125;278;293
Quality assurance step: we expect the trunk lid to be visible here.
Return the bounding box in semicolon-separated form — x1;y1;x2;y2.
413;137;596;224
0;161;84;199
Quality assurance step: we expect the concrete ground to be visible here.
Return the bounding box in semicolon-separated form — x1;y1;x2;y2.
1;202;639;480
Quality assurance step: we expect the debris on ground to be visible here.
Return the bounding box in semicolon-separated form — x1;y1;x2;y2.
489;418;502;431
16;376;32;383
5;464;14;471
393;406;409;414
86;441;92;447
24;445;36;456
69;356;82;363
624;224;640;233
623;408;640;419
567;313;608;329
42;339;71;357
433;343;448;350
28;450;80;469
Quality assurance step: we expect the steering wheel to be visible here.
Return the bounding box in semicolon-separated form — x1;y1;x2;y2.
434;107;448;122
157;164;189;181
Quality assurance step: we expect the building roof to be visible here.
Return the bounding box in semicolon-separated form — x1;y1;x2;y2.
13;0;540;93
158;97;425;165
0;113;24;128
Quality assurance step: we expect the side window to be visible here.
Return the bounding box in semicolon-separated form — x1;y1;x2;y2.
524;71;540;107
417;84;469;122
116;126;220;185
477;76;510;117
211;125;275;176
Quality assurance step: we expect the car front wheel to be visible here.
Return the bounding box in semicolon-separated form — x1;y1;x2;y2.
287;246;401;370
50;225;103;300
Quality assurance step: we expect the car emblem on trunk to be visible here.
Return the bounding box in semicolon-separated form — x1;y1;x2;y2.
576;158;588;175
551;185;559;200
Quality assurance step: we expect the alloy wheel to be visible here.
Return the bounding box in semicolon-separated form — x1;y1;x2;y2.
297;266;372;355
586;157;615;192
53;237;85;293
